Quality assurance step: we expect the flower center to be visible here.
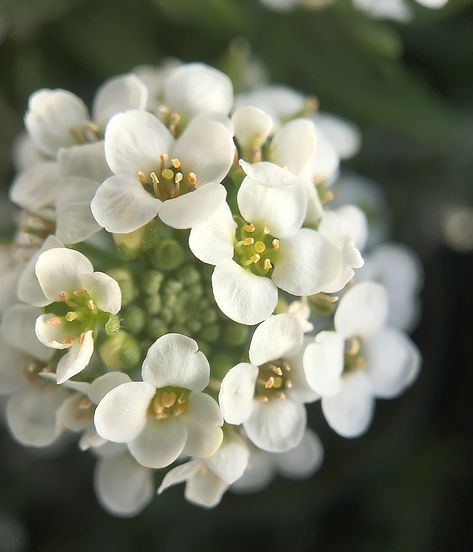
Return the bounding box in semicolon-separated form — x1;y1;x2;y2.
73;394;95;420
149;388;188;420
69;121;102;144
254;359;292;402
137;154;197;201
343;337;364;375
234;221;281;277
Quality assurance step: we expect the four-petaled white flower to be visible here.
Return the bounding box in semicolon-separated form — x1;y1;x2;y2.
219;314;318;452
91;110;235;233
94;333;223;469
303;281;421;438
34;247;121;384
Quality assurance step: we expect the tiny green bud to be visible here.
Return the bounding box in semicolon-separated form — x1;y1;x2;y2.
107;268;138;307
122;305;146;334
201;308;218;324
190;283;204;298
178;266;201;286
99;331;140;371
199;323;220;343
146;318;168;339
104;314;121;336
187;319;203;333
150;239;186;271
223;322;250;346
141;270;164;296
145;295;162;315
113;227;146;260
160;308;174;324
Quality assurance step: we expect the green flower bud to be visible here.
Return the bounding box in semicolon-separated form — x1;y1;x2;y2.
99;331;140;371
160;308;174;324
145;295;162;315
178;266;201;286
223;322;250;347
107;268;138;307
141;270;164;296
199;323;220;343
113;227;146;260
104;314;121;336
201;308;218;324
122;305;146;334
187;319;203;334
189;283;204;299
146;318;168;339
150;239;186;271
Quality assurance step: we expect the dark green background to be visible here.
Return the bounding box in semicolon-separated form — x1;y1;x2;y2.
0;0;471;550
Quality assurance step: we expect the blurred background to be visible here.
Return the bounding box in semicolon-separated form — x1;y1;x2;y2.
0;0;472;550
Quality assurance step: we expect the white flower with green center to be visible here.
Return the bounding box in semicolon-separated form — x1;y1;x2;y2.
24;74;148;158
354;0;448;22
219;314;318;452
33;248;122;384
94;333;223;469
158;431;249;508
91;110;235;233
303;281;421;438
190;162;353;325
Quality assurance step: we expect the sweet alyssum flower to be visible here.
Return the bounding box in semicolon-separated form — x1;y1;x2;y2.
303;281;420;437
33;247;121;383
94;333;223;468
91;110;235;233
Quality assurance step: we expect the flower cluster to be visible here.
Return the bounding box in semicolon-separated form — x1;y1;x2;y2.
0;60;422;516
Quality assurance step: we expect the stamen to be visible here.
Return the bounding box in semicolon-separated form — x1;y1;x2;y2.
173;403;185;416
137;171;146;184
73;288;86;297
244;224;255;233
263;226;271;235
249;254;261;264
272;366;283;376
171;158;181;169
159;106;170;116
170;112;181;125
272;239;280;249
254;241;266;253
177;393;186;404
243;237;254;246
282;360;291;372
64;336;74;345
78;397;92;410
150;172;161;198
160;153;169;167
263;259;272;270
152;396;164;415
273;377;283;389
277;392;286;400
256;395;269;402
174;172;183;184
59;290;70;301
78;333;85;345
84;121;100;133
161;391;177;409
345;338;361;356
47;317;61;326
188;173;197;190
87;299;95;311
265;376;275;389
285;379;293;389
315;292;338;304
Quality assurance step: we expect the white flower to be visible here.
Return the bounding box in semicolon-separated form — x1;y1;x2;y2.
303;281;421;438
219;314;317;452
24;74;148;157
33;247;122;383
288;299;314;333
353;0;448;23
190;162;350;325
91;110;234;233
133;58;181;112
93;443;154;517
158;431;249;508
10;161;59;213
94;333;223;469
232;429;323;493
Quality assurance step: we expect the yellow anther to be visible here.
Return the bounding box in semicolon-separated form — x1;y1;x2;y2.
282;360;291;372
244;224;255;233
64;336;74;345
315;292;339;304
272;366;283;376
47;317;61;326
161;391;177;409
323;190;335;203
78;397;93;410
314;174;326;187
65;311;78;322
155;411;169;420
161;168;174;180
174;172;183;184
137;171;146;184
254;241;266;253
152;396;164;415
177;393;186;404
256;395;269;402
285;379;293;389
272;239;280;249
150;172;160;186
84;121;100;133
263;259;272;270
59;290;70;301
170;112;181;125
158;106;170;116
243;237;254;246
200;464;208;476
171;158;181;169
263;226;271;235
73;288;86;297
345;338;361;356
87;299;95;311
277;392;286;400
249;254;261;264
173;403;185;416
265;376;275;389
273;377;283;389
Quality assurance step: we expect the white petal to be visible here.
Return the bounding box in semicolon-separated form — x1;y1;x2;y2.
17;235;63;307
304;177;325;225
55;177;102;244
189;202;236;265
272;228;341;296
24;89;89;157
232;106;273;149
212;262;278;325
6;385;68;447
80;271;122;314
219;363;258;425
303;332;344;396
157;459;201;494
91;174;162;234
93;74;148;128
79;428;106;451
318;205;368;252
205;432;249;484
244;398;306;452
142;333;209;391
285;339;320;404
56;330;94;384
239;160;301;188
185;470;229;508
13;132;45;171
35;247;93;302
314;113;361;160
128;417;187;469
58;141;112;182
182;392;223;458
322;372;374;438
35;314;72;350
172;117;234;185
104;110;173;175
87;372;131;405
94;451;153;517
321;239;364;294
303;126;340;184
2;305;51;362
273;429;324;479
0;336;27;395
365;328;421;398
164;63;233;117
335;281;388;339
10;162;59;211
94;381;155;443
231;448;275;493
269;118;317;175
56;394;92;432
237;175;307;238
158;183;226;230
249;313;303;367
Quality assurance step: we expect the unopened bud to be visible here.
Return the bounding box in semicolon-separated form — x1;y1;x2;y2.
223;322;250;346
146;295;162;315
146;318;168;339
150;239;186;271
199;323;220;343
122;306;146;334
104;314;121;336
108;268;138;306
99;331;140;371
141;270;164;296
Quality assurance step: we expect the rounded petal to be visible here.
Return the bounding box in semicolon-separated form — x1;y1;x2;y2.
94;451;153;517
55;177;102;244
244;398;306;453
285;338;320;404
104;110;173;175
249;313;303;367
239;160;301;188
212;262;278;325
158;183;226;230
273;429;324;479
10;162;59;211
35;247;93;302
93;74;148;128
80;271;122;314
56;330;94;384
35;314;72;350
322;372;374;438
205;432;249;484
335;281;388;339
318;205;368;252
185;470;229;508
141;333;209;392
272;228;341;296
87;372;131;405
56;394;92;432
303;332;345;396
321;239;364;294
182;392;223;459
237;175;307;238
231;448;275;493
94;381;155;443
219;363;258;425
303;126;339;184
128;417;187;469
91;174;162;234
58;141;112;182
365;328;421;398
2;305;51;362
314;113;361;160
157;459;201;494
269;118;317;175
172;118;234;185
0;336;27;395
232;106;273;149
189;202;236;265
24;89;89;157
